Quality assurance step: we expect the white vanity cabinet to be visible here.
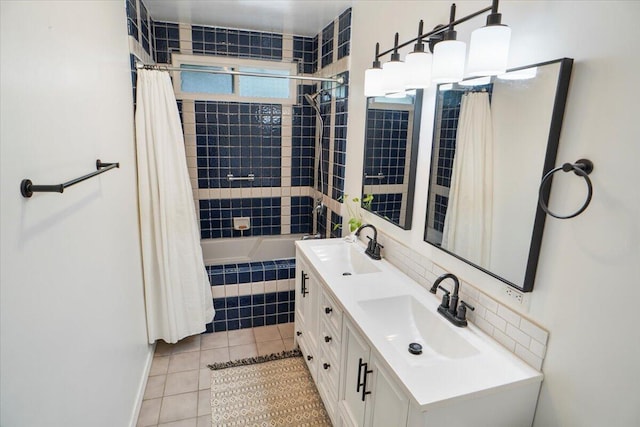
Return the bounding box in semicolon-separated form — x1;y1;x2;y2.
294;256;320;381
339;318;409;427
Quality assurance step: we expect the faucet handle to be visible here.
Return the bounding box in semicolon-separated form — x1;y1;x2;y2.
456;300;475;321
437;285;450;309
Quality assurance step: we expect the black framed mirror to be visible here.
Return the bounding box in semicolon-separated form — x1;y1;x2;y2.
362;90;423;229
424;58;573;292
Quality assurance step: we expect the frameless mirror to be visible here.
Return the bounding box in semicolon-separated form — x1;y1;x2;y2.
424;58;573;292
362;90;423;229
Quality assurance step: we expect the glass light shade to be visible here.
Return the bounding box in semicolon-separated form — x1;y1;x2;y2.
432;40;467;83
467;25;511;76
364;67;386;97
458;76;491;86
381;60;407;94
404;51;432;89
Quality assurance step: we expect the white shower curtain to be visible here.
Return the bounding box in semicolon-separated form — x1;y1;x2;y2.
442;92;494;266
135;69;214;344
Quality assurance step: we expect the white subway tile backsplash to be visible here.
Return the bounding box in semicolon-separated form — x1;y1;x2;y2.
506;323;531;348
492;329;517;352
515;344;543;371
529;338;547;359
520;318;549;345
479;293;499;314
485;310;507;332
498;305;521;327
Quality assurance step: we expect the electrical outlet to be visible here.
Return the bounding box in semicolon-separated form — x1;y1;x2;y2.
504;285;524;304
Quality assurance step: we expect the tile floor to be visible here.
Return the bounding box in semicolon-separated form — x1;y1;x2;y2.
136;323;296;427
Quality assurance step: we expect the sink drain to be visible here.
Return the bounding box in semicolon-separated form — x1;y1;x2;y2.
342;272;352;276
408;342;422;355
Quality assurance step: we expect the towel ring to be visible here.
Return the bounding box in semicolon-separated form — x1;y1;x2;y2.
538;159;594;219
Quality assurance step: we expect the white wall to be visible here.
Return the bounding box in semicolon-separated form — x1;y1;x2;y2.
347;1;640;426
0;2;152;426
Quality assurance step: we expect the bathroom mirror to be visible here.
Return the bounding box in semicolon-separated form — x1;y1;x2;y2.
424;58;573;292
362;90;423;229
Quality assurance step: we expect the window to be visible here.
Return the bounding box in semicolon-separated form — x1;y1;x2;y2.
172;54;297;104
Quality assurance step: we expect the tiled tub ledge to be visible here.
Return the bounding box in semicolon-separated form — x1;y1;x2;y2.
205;258;296;332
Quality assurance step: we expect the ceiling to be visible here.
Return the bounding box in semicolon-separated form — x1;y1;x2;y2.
144;0;354;37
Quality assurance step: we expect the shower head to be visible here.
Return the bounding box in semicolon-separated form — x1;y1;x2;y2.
304;93;316;106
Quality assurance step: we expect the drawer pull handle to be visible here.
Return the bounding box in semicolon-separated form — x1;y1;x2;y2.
323;363;331;370
307;355;313;361
296;331;302;336
325;307;333;314
324;335;332;343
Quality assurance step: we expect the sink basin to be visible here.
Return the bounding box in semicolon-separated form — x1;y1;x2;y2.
310;243;381;275
358;295;478;360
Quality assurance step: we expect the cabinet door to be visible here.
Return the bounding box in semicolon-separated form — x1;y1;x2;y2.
365;355;409;427
340;319;371;427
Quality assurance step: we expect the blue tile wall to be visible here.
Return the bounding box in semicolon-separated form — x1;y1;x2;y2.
209;291;295;332
195;101;282;188
199;197;281;238
365;108;409;186
321;22;335;68
140;0;150;54
292;85;316;187
192;26;283;61
206;259;295;285
153;21;180;64
293;36;318;74
332;71;349;201
330;211;343;238
337;8;352;60
290;196;313;234
434;194;449;233
370;193;403;225
126;0;138;40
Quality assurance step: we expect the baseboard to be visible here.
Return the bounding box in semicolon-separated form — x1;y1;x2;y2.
129;342;156;427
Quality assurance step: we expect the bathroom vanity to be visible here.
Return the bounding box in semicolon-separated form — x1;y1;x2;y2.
294;238;543;427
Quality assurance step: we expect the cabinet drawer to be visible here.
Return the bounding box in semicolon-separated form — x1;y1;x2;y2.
321;291;343;337
319;353;340;398
320;319;341;362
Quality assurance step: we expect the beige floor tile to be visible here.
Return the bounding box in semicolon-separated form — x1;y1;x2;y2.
197;415;211;427
200;348;230;368
168;351;200;373
172;335;201;354
277;322;295;339
158;417;198;427
200;331;228;350
159;392;198;424
253;325;282;342
198;368;211;390
155;340;174;356
256;339;285;356
197;389;212;416
227;328;255;346
143;374;166;400
228;343;258;361
137;398;162;427
150;356;170;376
283;337;296;351
164;370;199;396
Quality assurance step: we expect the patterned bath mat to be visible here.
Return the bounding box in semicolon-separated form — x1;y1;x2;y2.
208;349;332;426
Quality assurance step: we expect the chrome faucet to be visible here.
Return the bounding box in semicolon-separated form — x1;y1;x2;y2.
355;224;383;260
430;273;475;327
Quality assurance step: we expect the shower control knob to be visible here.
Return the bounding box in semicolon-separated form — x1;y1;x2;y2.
323;363;331;370
307;355;313;361
324;335;332;343
325;307;333;314
296;331;302;336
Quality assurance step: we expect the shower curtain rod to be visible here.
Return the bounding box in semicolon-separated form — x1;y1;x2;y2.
135;62;345;85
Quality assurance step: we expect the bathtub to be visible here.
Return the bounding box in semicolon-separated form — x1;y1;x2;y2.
201;234;305;265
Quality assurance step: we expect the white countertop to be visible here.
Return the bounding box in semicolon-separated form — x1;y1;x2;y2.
296;238;543;411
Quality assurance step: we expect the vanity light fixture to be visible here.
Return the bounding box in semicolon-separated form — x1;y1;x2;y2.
466;0;511;77
431;4;467;83
405;20;433;89
364;0;513;96
364;43;385;97
381;33;407;94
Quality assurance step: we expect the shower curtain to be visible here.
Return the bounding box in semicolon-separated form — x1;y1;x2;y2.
442;92;494;266
135;69;214;344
